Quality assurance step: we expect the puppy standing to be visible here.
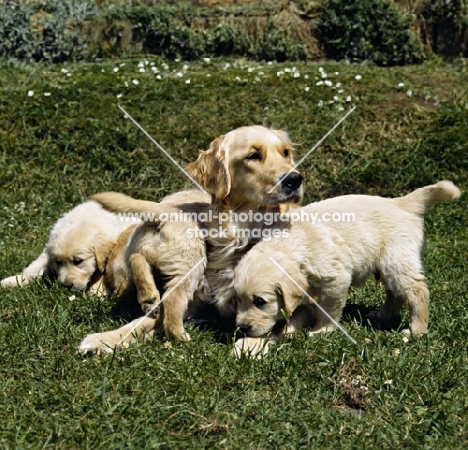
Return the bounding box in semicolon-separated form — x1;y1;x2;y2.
234;181;461;355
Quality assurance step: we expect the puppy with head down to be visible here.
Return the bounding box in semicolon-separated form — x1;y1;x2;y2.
234;181;461;356
1;201;135;296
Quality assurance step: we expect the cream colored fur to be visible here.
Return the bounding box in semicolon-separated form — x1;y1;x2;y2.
79;125;303;352
1;201;136;295
233;181;461;357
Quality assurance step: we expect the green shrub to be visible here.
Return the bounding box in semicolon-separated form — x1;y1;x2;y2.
99;3;307;61
0;0;309;63
320;0;426;65
0;0;97;62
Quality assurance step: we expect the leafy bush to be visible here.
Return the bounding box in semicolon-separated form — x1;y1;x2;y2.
2;0;466;64
99;3;308;61
0;0;97;63
320;0;426;65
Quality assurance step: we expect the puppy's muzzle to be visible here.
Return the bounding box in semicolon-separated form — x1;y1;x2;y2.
280;172;303;192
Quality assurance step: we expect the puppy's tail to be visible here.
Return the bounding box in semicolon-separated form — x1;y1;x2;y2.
92;192;179;216
392;181;461;216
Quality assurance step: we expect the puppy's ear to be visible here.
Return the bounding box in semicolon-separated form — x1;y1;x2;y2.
186;135;231;200
94;238;116;273
277;265;308;317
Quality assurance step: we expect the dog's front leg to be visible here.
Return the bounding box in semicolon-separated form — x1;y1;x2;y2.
1;250;49;287
128;253;161;316
78;315;163;355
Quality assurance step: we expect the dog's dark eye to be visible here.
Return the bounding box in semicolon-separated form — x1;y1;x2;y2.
56;260;63;267
253;296;266;308
73;258;83;266
246;151;261;161
284;149;289;157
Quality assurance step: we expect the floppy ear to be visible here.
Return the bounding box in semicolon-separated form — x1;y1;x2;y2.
186;135;231;200
277;263;308;317
93;238;116;273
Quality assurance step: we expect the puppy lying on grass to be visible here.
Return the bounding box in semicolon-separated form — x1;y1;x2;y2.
233;181;461;357
0;201;138;296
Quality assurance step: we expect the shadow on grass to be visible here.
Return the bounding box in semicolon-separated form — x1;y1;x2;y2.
342;303;408;332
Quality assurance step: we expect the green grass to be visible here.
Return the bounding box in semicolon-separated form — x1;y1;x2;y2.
0;56;467;449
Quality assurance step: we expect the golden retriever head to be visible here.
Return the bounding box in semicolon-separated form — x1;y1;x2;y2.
234;250;307;337
187;126;303;207
45;202;119;291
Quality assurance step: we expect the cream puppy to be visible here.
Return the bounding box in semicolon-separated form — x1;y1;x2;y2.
234;181;461;349
1;201;135;295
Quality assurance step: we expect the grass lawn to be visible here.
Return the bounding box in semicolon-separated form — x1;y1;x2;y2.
0;56;467;449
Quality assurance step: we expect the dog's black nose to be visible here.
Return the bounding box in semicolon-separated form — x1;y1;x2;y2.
63;282;73;289
238;325;251;335
281;172;303;190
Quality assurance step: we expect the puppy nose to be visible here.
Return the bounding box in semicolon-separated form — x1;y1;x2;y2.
238;325;251;335
281;172;302;190
63;282;74;289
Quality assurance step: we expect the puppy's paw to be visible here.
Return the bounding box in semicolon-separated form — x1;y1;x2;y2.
142;298;160;316
1;275;22;287
78;333;122;355
177;332;191;342
232;337;272;359
308;323;336;334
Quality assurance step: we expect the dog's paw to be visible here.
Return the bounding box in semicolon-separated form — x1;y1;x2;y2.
1;275;22;287
232;337;272;359
78;333;121;355
141;298;160;316
177;332;191;342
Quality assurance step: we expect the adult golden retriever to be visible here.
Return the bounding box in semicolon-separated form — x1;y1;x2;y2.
79;125;303;352
233;181;461;357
